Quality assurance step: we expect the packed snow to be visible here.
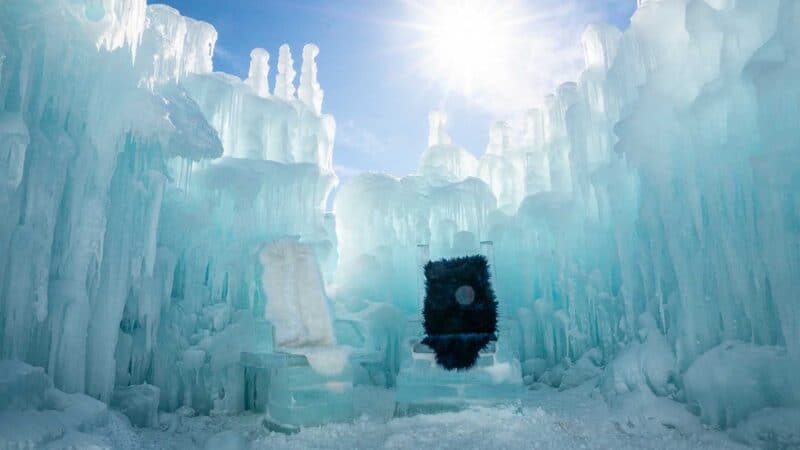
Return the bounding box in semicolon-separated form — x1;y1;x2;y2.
0;360;770;449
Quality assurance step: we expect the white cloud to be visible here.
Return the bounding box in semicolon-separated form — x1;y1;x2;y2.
213;43;247;74
335;120;388;156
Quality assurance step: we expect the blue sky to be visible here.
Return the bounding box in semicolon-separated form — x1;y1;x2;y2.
159;0;636;178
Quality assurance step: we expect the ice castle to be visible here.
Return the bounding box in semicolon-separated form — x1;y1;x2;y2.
0;0;799;448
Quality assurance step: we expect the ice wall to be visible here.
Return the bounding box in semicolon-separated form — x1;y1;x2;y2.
124;44;338;413
0;0;337;415
478;121;525;213
418;111;478;183
335;180;496;312
0;0;221;401
127;38;337;417
183;70;335;168
138;5;217;87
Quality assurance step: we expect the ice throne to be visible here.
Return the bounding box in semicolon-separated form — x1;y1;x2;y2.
240;238;382;432
395;240;524;415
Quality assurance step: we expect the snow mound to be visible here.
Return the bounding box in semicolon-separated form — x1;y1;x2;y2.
0;360;52;410
111;384;160;428
0;360;142;449
684;341;800;428
730;407;800;449
601;314;679;401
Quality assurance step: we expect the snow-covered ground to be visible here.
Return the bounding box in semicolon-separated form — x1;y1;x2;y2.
3;359;799;449
134;384;771;450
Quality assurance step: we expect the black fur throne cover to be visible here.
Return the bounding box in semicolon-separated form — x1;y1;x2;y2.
421;255;498;370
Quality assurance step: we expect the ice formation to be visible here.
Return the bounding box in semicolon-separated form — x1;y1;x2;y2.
245;48;270;98
335;0;800;430
0;0;338;419
299;44;324;115
0;0;799;447
274;44;297;101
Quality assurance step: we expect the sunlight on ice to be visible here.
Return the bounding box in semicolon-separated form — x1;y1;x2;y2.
0;0;800;448
410;0;522;95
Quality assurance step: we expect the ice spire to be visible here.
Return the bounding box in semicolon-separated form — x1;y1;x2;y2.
245;48;270;97
299;44;324;114
523;109;544;148
581;23;622;72
428;110;452;147
274;44;296;100
486;121;511;155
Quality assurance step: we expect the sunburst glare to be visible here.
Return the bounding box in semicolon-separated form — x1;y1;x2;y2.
406;0;530;98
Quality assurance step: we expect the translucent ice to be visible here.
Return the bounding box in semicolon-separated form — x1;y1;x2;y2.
245;48;270;98
299;44;324;115
274;44;297;100
1;0;800;439
335;0;800;428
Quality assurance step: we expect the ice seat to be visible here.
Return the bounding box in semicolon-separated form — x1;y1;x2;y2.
242;342;385;430
241;345;383;432
396;317;523;415
245;239;388;432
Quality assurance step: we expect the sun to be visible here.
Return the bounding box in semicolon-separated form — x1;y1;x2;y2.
409;0;524;97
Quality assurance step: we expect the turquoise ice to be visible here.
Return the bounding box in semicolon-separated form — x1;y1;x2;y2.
0;0;799;448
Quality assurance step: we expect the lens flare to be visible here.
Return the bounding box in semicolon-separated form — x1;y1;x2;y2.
409;0;525;97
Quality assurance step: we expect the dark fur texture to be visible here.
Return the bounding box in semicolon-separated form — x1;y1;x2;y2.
421;255;498;370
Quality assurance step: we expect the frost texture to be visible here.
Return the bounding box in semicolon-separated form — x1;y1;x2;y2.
298;44;324;115
274;44;297;101
245;48;270;98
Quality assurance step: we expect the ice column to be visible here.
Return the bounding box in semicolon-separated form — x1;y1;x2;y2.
486;121;511;155
138;5;217;86
416;244;430;310
0;113;29;190
523;109;551;195
581;24;622;72
92;0;148;60
274;44;296;100
299;44;324;114
428;110;452;147
544;84;578;193
245;48;270;97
